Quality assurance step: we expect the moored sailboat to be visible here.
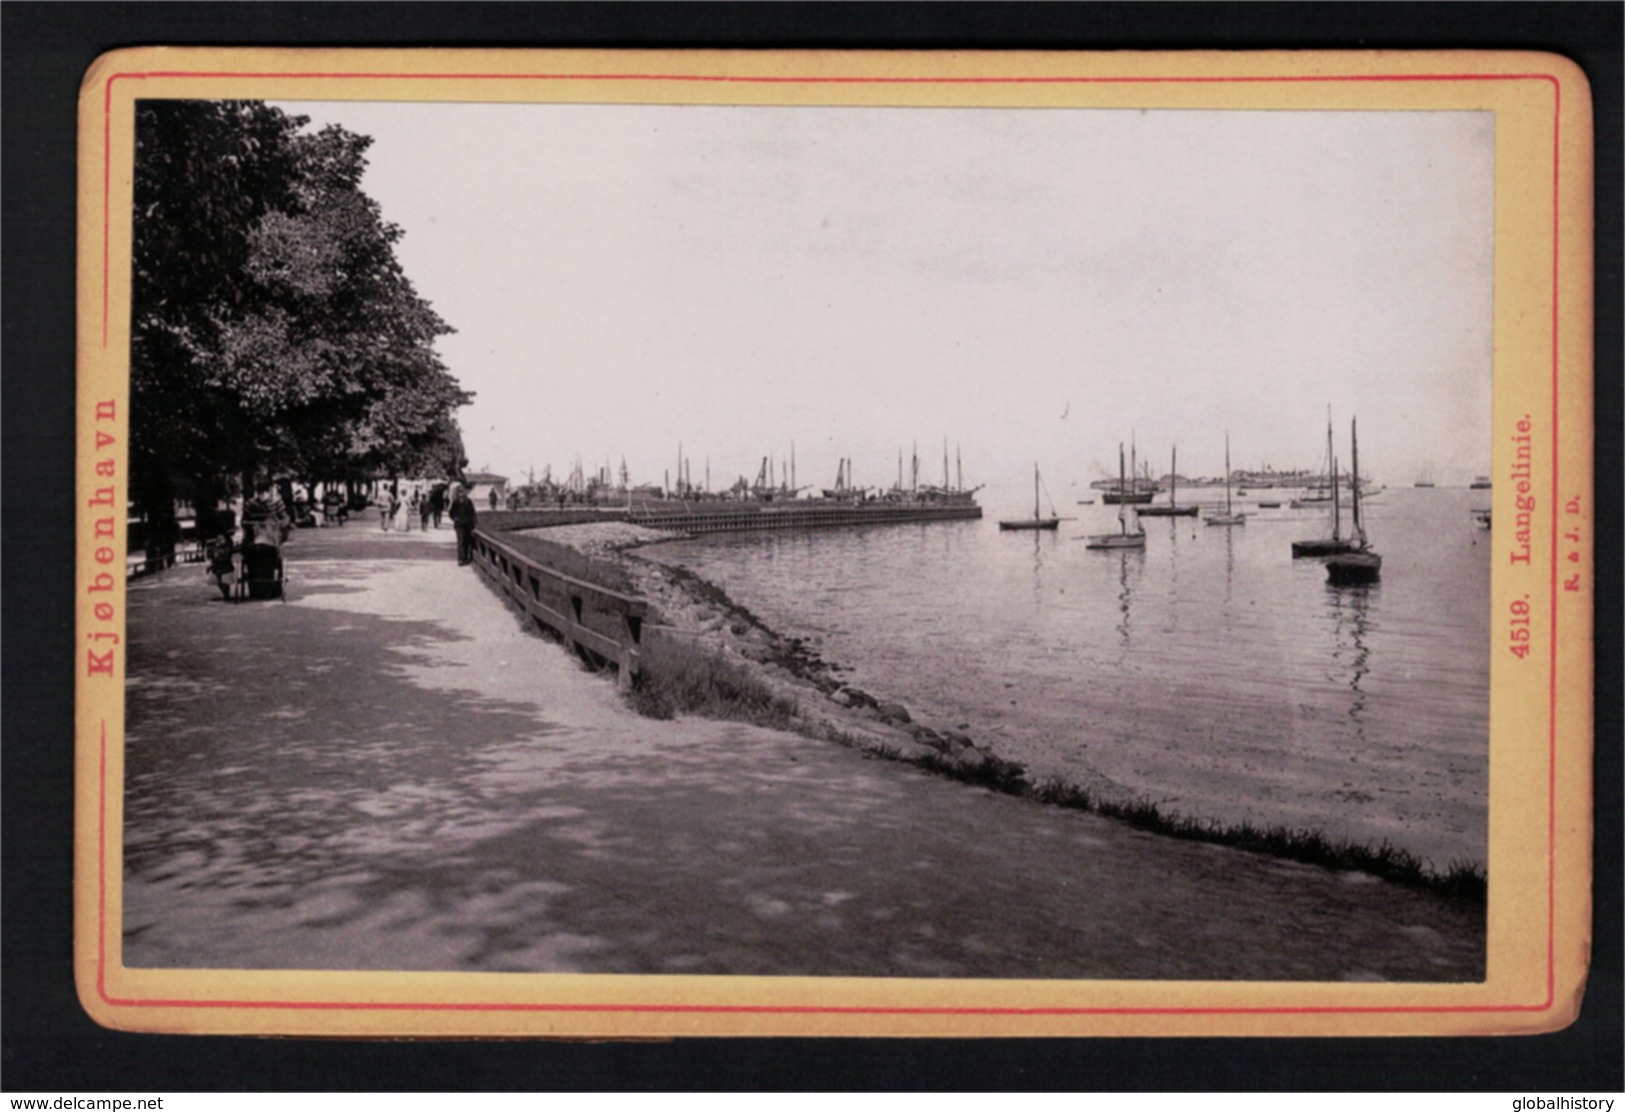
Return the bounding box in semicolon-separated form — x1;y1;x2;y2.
999;463;1061;531
1085;444;1147;549
1326;418;1382;585
1205;433;1246;526
1138;445;1199;517
1100;437;1157;504
1289;408;1338;507
1292;410;1360;557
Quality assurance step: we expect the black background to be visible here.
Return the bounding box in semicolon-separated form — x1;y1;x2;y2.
5;2;1619;1093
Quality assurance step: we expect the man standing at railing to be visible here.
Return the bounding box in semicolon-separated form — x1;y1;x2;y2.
449;482;478;566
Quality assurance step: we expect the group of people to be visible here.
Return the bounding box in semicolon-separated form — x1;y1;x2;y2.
378;484;447;532
376;481;479;566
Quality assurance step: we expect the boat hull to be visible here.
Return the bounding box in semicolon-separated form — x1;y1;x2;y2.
1102;491;1155;505
1327;550;1382;585
1205;514;1246;526
1084;533;1145;549
1000;518;1060;531
1137;504;1198;517
1291;538;1360;557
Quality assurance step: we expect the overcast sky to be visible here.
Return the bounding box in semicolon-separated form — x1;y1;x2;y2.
277;100;1494;506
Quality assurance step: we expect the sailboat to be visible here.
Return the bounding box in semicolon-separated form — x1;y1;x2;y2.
1327;418;1382;585
1101;437;1157;504
999;463;1060;531
1085;444;1147;549
1290;409;1338;507
1205;433;1246;526
1292;411;1360;557
1138;446;1199;517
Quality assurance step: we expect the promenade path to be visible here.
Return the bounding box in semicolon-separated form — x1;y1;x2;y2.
122;519;1484;980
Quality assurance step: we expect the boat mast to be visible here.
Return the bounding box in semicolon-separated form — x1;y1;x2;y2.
1117;443;1128;533
1327;408;1341;541
1171;445;1178;508
1350;417;1365;548
1033;463;1040;521
1331;452;1341;542
1224;433;1233;515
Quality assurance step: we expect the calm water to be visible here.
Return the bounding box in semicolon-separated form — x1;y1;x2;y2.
646;486;1491;869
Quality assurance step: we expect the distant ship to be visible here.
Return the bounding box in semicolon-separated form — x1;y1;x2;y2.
1093;439;1159;503
1470;475;1492;490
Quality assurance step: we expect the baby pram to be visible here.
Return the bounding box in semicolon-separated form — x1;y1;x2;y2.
206;497;289;601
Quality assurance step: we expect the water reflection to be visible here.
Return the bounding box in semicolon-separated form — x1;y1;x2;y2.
1327;581;1376;744
1115;549;1143;648
1028;531;1051;605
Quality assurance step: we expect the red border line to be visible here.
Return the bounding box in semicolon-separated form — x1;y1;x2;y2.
1546;75;1563;1009
96;67;1565;1022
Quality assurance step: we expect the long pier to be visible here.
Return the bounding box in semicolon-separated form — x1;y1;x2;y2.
481;500;982;537
629;501;982;535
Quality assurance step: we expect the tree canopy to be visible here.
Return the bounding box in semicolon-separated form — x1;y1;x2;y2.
131;100;470;505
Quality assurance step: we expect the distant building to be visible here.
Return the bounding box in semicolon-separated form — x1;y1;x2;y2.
463;470;508;506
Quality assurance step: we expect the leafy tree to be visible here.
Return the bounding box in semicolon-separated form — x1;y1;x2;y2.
131;100;469;551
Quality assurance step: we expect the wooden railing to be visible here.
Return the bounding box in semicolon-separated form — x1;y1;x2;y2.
469;527;646;690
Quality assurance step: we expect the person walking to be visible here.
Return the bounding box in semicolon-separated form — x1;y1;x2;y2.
380;486;399;531
429;484;445;529
418;489;432;532
449;483;478;566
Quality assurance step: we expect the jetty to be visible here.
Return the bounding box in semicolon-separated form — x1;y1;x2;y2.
631;498;981;534
479;497;981;538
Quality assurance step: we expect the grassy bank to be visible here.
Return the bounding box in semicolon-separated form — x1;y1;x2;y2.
1026;776;1486;902
810;728;1485;904
628;630;798;730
